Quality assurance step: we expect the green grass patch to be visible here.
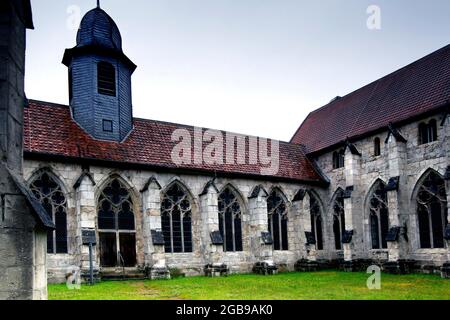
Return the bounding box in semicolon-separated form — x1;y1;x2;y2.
48;271;450;300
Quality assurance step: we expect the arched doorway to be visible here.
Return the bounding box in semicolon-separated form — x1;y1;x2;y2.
97;178;136;267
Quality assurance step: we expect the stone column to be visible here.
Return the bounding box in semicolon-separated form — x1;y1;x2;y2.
74;172;99;280
141;177;169;279
301;192;317;262
293;190;318;271
342;146;361;270
248;185;276;274
0;0;49;300
443;169;450;277
384;130;408;273
199;180;227;276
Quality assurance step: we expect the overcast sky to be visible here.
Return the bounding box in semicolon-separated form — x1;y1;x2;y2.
25;0;450;142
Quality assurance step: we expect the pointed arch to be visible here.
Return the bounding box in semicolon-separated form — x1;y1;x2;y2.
218;184;245;252
161;179;194;253
307;190;324;250
330;188;346;250
28;168;69;254
97;175;137;267
412;169;447;249
366;179;389;249
267;187;289;251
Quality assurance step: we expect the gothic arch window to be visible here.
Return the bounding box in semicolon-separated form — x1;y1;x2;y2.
161;183;193;253
97;178;136;267
309;192;323;250
419;119;438;145
30;171;68;254
332;189;345;250
267;189;288;251
333;149;345;169
368;181;389;249
97;61;116;96
374;137;381;157
416;171;447;249
218;187;243;252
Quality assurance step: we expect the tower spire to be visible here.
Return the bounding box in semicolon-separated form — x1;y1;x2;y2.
97;0;100;8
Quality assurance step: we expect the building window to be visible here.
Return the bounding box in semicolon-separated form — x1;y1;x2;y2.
419;119;438;145
97;61;116;96
30;171;68;254
161;183;193;253
416;171;447;249
369;181;389;249
310;193;323;250
103;119;113;132
332;149;345;169
267;189;288;251
98;178;136;267
218;187;243;252
374;137;381;157
332;190;345;250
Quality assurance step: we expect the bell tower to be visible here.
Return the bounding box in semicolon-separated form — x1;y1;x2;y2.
62;4;136;142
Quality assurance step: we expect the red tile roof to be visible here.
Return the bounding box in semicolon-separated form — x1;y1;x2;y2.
24;100;325;185
291;44;450;154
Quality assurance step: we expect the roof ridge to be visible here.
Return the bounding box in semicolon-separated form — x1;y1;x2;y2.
309;43;450;116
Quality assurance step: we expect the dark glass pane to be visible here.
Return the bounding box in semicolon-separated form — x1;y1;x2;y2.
370;214;380;249
161;213;172;253
47;229;54;254
225;209;233;251
333;216;341;250
55;207;68;254
272;213;280;251
316;216;323;250
118;202;135;230
431;201;444;248
183;215;193;253
172;209;182;253
234;217;243;252
98;200;115;230
418;205;431;248
380;208;389;249
281;217;289;250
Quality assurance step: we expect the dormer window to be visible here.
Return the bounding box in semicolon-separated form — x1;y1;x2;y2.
332;149;345;169
419;119;437;145
97;61;116;96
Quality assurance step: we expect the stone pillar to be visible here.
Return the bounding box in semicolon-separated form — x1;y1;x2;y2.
293;190;319;272
74;172;99;280
0;1;49;300
301;193;317;262
199;181;227;276
342;146;361;270
384;129;409;274
442;169;450;278
248;186;276;274
141;177;169;279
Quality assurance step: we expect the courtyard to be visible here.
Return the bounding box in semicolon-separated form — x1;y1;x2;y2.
49;271;450;300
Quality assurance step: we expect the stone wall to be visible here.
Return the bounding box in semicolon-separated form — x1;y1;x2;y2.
0;0;48;300
314;112;450;269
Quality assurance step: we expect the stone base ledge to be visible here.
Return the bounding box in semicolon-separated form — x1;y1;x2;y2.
383;260;417;274
294;259;319;272
204;264;228;277
150;266;171;280
252;261;278;275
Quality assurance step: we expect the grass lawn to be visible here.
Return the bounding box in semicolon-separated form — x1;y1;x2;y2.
48;271;450;300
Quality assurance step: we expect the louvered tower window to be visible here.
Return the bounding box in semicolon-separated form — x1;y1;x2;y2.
97;61;116;96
